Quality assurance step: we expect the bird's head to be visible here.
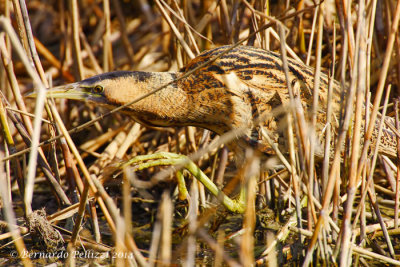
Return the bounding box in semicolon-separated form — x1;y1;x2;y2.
30;71;162;107
28;70;188;127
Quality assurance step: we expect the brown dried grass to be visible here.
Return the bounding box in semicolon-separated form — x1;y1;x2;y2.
1;0;400;266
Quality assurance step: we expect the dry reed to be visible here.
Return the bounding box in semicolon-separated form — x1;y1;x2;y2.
1;1;400;266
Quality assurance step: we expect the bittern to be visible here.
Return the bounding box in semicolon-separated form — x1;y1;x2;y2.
35;45;398;210
42;45;397;157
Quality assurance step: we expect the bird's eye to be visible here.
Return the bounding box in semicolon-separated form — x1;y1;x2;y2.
92;85;104;94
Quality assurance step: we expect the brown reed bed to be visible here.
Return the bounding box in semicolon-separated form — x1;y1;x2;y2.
1;0;400;266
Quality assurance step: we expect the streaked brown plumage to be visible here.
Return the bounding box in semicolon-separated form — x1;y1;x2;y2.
43;45;398;160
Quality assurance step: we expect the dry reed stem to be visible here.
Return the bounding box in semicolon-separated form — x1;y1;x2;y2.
185;181;198;266
156;0;195;59
70;0;84;79
303;1;364;260
102;0;112;72
49;103;116;234
339;0;367;263
112;0;135;67
1;6;309;164
17;0;48;87
2;1;400;266
0;17;70;212
91;176;147;266
0;35;33;134
307;2;324;231
360;87;393;255
396;99;400;229
361;0;400;170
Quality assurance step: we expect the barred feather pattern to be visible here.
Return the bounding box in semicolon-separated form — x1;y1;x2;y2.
58;45;398;160
177;45;398;159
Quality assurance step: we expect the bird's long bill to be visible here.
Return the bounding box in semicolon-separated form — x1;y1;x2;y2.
27;83;99;101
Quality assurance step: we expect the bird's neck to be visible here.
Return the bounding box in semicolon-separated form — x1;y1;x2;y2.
107;71;189;127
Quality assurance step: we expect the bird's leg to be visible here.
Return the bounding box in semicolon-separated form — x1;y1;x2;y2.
117;152;246;213
175;170;189;201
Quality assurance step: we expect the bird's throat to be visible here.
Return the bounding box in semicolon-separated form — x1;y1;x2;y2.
105;72;189;127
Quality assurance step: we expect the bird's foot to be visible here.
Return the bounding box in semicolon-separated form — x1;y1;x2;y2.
117;152;245;213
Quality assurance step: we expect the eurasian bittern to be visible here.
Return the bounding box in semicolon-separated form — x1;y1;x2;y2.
34;45;398;211
41;45;398;158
